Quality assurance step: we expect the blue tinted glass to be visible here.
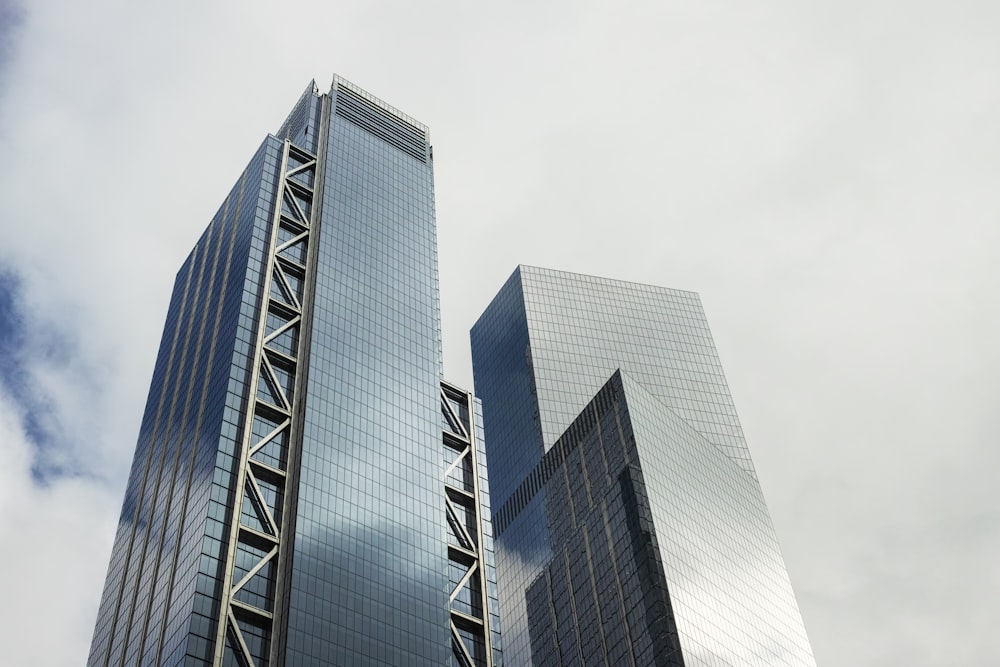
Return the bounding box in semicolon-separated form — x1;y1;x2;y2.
472;267;815;666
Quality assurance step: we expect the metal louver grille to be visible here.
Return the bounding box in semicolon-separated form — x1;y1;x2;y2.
334;84;428;162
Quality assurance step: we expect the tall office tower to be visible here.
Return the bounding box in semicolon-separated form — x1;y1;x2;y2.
88;77;500;667
471;266;815;666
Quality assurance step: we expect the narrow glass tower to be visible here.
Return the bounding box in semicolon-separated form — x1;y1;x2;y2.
88;77;499;667
471;266;815;666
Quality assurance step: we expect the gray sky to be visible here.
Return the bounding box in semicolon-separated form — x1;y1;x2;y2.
1;1;998;665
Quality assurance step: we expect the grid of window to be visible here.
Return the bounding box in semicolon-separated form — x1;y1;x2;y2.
474;398;503;667
276;81;322;155
90;77;495;667
282;89;447;665
471;267;815;666
621;373;815;665
518;266;755;479
469;269;545;509
523;452;685;667
88;137;283;667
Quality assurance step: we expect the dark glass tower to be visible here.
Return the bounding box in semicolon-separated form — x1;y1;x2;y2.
471;266;815;666
88;77;499;667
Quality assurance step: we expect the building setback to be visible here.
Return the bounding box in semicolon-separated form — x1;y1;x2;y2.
471;266;816;666
88;78;500;667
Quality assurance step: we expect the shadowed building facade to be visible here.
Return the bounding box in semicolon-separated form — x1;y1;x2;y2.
471;266;815;666
88;78;500;667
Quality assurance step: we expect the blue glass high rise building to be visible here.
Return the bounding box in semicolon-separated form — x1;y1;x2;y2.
471;266;815;666
88;78;500;667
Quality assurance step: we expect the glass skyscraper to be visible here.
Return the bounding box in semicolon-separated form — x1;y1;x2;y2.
471;266;815;666
88;77;500;667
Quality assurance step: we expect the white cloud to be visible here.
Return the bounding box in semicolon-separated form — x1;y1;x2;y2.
0;382;118;666
1;0;998;665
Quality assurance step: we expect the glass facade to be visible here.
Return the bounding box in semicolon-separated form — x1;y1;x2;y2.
471;266;815;666
88;78;499;667
88;135;283;667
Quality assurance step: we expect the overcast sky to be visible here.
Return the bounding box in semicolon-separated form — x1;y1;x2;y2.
1;1;998;665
